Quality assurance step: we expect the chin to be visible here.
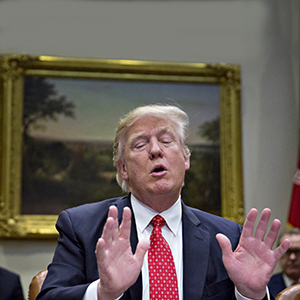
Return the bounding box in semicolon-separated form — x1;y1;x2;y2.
153;184;180;196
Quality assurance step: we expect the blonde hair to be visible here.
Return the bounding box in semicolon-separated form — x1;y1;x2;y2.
113;104;191;192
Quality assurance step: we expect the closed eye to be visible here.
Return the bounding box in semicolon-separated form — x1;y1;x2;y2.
159;133;175;145
161;139;172;144
134;142;146;149
131;137;149;150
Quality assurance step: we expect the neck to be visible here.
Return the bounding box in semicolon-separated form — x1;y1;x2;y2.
131;191;180;213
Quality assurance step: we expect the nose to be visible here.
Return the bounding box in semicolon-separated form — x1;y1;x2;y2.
149;138;163;159
289;252;297;260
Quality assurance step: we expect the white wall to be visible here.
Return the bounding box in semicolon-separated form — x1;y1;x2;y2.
0;0;299;297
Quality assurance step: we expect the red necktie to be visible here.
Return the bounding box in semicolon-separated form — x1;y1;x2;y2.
148;215;179;300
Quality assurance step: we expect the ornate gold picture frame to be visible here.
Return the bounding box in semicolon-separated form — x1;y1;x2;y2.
0;54;243;238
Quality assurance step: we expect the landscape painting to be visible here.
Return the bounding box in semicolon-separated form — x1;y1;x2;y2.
22;76;221;216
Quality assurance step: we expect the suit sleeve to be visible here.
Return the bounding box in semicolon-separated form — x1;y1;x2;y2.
37;210;91;300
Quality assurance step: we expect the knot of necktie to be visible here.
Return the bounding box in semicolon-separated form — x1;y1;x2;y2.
150;215;166;228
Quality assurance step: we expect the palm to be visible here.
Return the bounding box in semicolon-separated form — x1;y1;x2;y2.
217;208;290;299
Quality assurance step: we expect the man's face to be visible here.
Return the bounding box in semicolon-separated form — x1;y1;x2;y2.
118;116;190;209
280;234;300;280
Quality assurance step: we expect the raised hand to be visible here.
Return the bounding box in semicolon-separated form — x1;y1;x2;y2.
95;206;150;300
216;208;290;299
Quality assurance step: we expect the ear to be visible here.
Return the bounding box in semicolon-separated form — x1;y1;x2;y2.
117;161;129;180
184;155;190;171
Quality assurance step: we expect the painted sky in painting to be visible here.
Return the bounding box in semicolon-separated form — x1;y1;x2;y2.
28;77;220;144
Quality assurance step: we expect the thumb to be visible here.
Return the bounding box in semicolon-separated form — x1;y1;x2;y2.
216;233;233;257
134;238;150;264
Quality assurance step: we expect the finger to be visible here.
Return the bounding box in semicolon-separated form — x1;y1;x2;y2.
264;218;281;248
254;208;271;240
95;238;112;280
95;238;107;266
108;205;118;219
108;206;120;242
101;217;115;248
119;207;132;240
101;206;118;246
216;233;233;257
240;208;258;239
273;239;290;260
134;238;150;264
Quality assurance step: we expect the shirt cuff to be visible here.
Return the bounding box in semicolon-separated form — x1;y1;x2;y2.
82;279;123;300
83;280;99;300
235;286;270;300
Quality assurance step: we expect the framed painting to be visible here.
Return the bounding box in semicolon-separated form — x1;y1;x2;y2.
0;54;243;238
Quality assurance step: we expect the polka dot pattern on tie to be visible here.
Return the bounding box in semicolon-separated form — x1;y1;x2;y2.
148;215;179;300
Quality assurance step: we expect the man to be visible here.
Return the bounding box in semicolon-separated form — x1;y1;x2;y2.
37;104;289;300
268;227;300;296
0;266;24;300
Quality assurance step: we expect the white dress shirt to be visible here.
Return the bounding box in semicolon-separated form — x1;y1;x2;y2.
282;273;300;287
83;195;269;300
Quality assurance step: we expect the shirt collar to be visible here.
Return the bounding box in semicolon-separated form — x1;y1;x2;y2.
130;194;182;236
282;273;300;287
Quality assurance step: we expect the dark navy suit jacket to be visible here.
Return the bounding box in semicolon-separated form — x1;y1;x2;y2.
268;273;286;298
0;267;24;300
37;195;271;300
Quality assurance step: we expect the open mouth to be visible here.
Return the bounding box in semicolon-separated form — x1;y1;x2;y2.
151;165;167;174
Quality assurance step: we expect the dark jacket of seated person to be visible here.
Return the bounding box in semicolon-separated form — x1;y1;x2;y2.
0;266;24;300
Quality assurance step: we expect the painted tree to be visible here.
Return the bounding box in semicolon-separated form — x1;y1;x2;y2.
23;76;75;138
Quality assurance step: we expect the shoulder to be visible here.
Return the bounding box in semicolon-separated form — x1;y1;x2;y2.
0;267;20;281
183;203;242;227
60;195;130;219
270;273;283;278
0;268;23;300
182;203;242;238
0;267;22;294
55;195;130;236
270;273;284;282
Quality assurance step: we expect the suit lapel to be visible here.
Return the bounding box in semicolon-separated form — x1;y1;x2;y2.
182;203;210;300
